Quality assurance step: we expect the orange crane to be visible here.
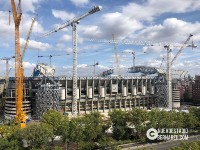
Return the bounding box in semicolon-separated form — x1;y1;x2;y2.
11;0;26;128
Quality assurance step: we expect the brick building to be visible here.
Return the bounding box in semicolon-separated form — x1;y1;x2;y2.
192;75;200;103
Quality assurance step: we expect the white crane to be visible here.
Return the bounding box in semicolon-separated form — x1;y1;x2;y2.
164;34;195;110
38;53;70;67
0;56;15;97
87;61;99;77
41;6;102;116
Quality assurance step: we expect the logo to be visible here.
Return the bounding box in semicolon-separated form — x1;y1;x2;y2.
146;128;158;140
146;128;188;141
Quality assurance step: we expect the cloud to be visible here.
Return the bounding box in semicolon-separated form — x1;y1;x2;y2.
52;9;75;21
122;49;134;54
69;0;90;7
137;18;200;42
61;63;111;76
142;45;162;53
20;38;52;51
1;0;43;13
23;61;36;69
0;43;10;48
122;0;200;21
0;11;44;41
100;12;143;39
78;12;143;40
59;34;71;42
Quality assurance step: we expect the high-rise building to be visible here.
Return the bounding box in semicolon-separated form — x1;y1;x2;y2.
192;75;200;103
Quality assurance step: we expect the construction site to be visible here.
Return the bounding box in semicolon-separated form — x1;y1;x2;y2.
0;0;198;128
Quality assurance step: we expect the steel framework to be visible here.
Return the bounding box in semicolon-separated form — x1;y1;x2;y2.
35;77;60;118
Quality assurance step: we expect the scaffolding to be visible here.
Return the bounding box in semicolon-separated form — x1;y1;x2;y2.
35;77;60;118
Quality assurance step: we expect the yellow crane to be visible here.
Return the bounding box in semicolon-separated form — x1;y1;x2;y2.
11;0;26;128
112;33;120;77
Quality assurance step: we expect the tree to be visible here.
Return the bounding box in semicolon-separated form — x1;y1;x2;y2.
68;117;85;149
156;110;172;129
169;111;184;128
182;112;198;129
41;109;63;144
23;123;53;149
189;107;200;129
59;116;70;149
82;112;103;141
109;109;129;140
0;138;21;150
127;109;149;141
0;124;12;138
96;135;120;150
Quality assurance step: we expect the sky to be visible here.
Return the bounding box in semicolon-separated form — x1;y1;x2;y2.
0;0;200;77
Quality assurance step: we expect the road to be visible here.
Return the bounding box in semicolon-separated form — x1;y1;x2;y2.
121;135;200;150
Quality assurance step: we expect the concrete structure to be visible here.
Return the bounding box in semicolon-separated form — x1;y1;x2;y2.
2;75;194;118
59;76;155;115
3;76;156;117
172;89;180;108
4;78;31;118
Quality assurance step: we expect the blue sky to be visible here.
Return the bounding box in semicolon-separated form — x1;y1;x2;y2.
0;0;200;77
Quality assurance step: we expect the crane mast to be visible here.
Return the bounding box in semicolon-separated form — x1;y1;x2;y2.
112;33;120;77
11;0;26;128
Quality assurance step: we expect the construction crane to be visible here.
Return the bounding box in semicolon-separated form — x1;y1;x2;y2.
164;34;195;109
21;18;36;61
11;0;26;128
93;62;99;76
123;50;135;68
0;56;15;78
0;56;15;97
171;34;196;64
41;6;102;117
112;33;120;77
38;54;70;67
90;61;99;76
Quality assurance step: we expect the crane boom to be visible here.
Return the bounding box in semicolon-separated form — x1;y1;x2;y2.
11;0;26;128
41;6;102;37
38;54;70;67
171;34;193;64
21;18;35;61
